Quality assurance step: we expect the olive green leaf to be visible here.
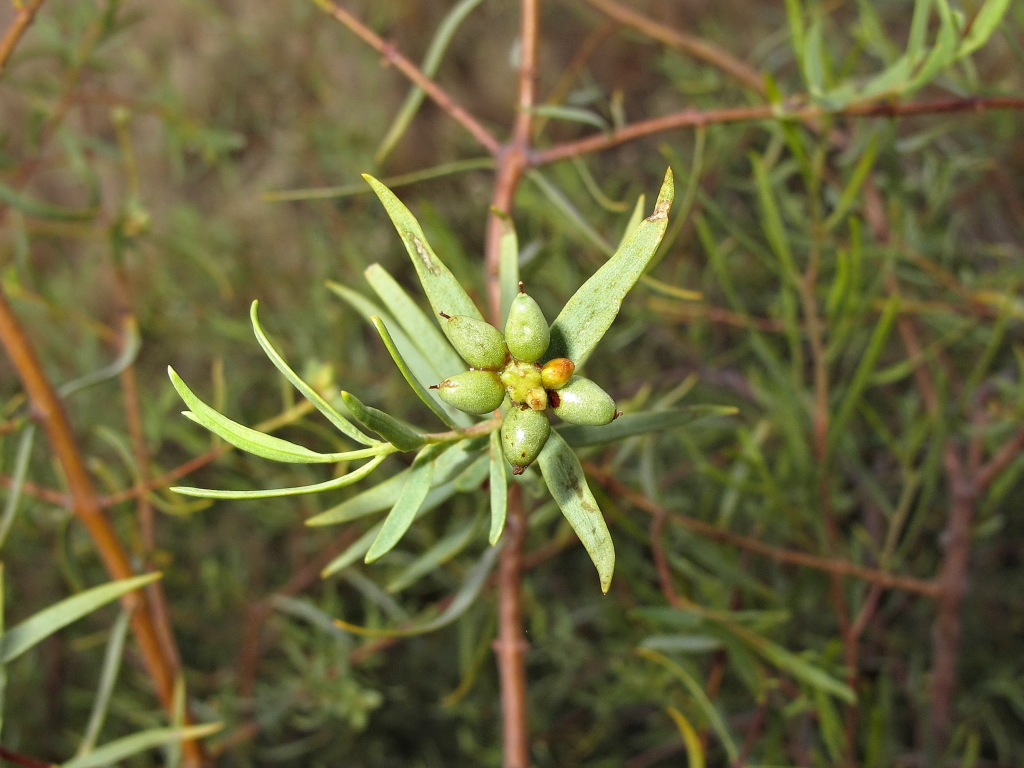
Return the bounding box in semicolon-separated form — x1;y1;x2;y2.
558;405;738;448
547;168;674;366
387;516;481;593
171;454;388;499
60;723;223;768
306;438;486;526
168;367;383;464
363;174;484;330
364;264;466;379
0;572;161;664
365;446;437;562
341;391;428;452
488;430;508;544
537;429;615;593
250;301;377;446
370;316;457;428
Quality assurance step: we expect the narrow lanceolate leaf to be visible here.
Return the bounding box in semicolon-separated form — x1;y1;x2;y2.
364;264;465;379
365;448;436;562
60;723;223;768
307;438;485;526
558;405;738;448
168;367;377;464
363;174;484;330
548;168;674;366
250;301;376;446
958;0;1011;58
488;430;508;545
172;454;387;499
370;316;456;429
537;430;615;592
0;573;162;664
341;391;427;452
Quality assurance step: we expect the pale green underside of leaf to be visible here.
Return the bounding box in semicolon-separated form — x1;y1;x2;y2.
488;430;508;545
537;430;615;593
341;391;427;452
557;405;738;448
171;453;387;499
548;168;674;366
249;300;376;445
0;572;161;664
61;723;223;768
169;367;382;464
307;438;485;526
365;447;437;562
363;174;484;334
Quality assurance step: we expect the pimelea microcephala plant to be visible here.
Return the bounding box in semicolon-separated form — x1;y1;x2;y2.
167;170;731;591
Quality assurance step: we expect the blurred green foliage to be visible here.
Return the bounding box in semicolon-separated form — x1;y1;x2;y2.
1;0;1023;766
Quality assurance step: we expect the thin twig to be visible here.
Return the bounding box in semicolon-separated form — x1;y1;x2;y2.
0;289;206;767
534;96;1024;166
579;0;765;95
0;0;46;79
310;0;501;156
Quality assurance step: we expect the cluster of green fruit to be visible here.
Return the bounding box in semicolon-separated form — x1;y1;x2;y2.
430;284;618;475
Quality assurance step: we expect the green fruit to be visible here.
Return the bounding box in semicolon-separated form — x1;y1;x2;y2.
504;290;549;363
550;376;616;425
436;370;506;414
501;406;550;475
540;357;575;390
442;313;508;369
499;359;543;406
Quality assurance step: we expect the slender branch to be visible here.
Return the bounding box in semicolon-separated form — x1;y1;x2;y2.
579;0;765;95
0;745;56;768
0;289;206;767
588;463;941;597
0;0;46;78
534;96;1024;166
310;0;501;156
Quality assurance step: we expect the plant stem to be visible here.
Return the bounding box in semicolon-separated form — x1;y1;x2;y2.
0;289;206;767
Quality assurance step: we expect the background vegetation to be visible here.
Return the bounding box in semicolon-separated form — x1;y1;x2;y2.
1;0;1023;766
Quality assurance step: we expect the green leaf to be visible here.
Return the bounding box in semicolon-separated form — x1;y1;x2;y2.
497;211;520;323
528;104;610;132
363;174;484;330
525;170;613;256
364;264;465;379
307;438;485;526
547;168;674;366
341;391;427;452
386;516;480;593
959;0;1011;58
537;430;615;592
171;454;387;499
74;610;131;756
0;182;96;221
488;430;508;544
61;723;223;768
250;301;377;445
168;367;382;464
365;447;436;562
557;405;738;448
370;316;456;429
0;573;161;664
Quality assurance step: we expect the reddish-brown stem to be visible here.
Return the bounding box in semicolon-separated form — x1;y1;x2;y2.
495;483;530;768
0;0;46;78
0;745;56;768
580;0;765;95
313;0;500;156
534;97;1024;166
0;289;205;767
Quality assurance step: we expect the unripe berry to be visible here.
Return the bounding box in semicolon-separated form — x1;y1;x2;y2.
550;376;616;425
501;406;550;475
435;370;506;414
540;358;575;390
441;313;508;370
504;288;549;363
